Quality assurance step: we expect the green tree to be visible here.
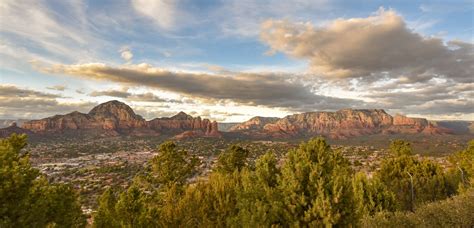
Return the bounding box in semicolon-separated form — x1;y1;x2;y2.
114;184;150;227
0;134;85;227
449;140;474;190
390;139;413;156
278;137;357;226
377;140;451;211
94;188;120;228
150;141;198;186
160;171;241;227
234;152;284;226
352;172;396;218
362;188;474;227
215;145;249;173
94;141;199;227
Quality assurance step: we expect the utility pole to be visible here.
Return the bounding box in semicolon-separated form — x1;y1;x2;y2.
406;171;414;211
458;166;465;186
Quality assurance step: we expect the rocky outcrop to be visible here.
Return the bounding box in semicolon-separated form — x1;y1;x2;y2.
148;112;221;138
21;100;221;138
88;100;147;130
229;116;279;131
172;121;221;140
22;101;146;133
0;122;33;138
231;109;451;139
429;121;473;135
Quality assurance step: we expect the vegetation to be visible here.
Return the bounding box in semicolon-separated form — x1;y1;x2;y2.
362;188;474;227
2;133;472;227
0;134;86;227
93;137;474;227
376;140;453;211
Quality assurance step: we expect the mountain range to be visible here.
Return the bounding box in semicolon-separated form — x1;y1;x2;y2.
228;109;456;139
8;100;220;139
1;100;472;139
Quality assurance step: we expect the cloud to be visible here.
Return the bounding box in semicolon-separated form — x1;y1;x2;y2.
89;88;179;103
46;85;68;91
0;85;95;119
89;89;131;98
131;0;186;30
364;79;473;117
0;0;101;65
260;8;473;83
41;62;365;111
0;85;61;98
120;48;134;62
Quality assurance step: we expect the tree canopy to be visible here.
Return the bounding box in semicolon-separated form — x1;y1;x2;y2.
0;134;86;227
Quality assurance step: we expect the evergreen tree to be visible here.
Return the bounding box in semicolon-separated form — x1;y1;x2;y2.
234;152;284;226
0;134;86;227
377;140;451;211
352;172;396;218
94;141;199;227
94;188;120;228
150;141;199;186
449;140;474;190
215;145;249;173
278;137;357;226
390;139;413;156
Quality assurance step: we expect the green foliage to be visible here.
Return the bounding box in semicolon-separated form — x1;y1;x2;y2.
278;137;357;226
0;134;86;227
377;141;451;211
390;139;413;156
215;145;249;173
151;141;198;186
449;140;474;190
94;188;120;228
93;137;473;227
233;152;284;226
362;188;474;227
179;172;241;227
352;172;396;218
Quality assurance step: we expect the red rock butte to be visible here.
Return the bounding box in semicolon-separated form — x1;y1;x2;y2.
21;100;221;138
230;109;451;139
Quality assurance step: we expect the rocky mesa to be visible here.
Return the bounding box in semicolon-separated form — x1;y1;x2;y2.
21;100;221;138
231;109;451;139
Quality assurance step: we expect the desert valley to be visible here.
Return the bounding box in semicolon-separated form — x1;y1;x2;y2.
1;0;473;227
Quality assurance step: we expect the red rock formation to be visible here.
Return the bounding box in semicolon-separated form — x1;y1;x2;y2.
21;100;221;138
149;112;221;138
232;109;449;139
0;122;33;138
229;116;279;131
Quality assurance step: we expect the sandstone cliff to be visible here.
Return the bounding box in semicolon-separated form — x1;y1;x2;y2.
21;100;221;138
229;116;279;131
0;122;33;138
231;109;450;139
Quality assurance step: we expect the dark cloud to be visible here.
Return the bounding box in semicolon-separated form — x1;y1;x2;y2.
0;85;96;119
0;85;61;98
367;81;473;116
89;89;131;98
89;88;178;103
43;63;365;111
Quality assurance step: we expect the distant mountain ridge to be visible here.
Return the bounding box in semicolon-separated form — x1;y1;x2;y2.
230;109;454;139
20;100;220;138
1;102;470;140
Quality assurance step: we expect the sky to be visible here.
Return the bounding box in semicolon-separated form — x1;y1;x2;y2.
0;0;473;122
